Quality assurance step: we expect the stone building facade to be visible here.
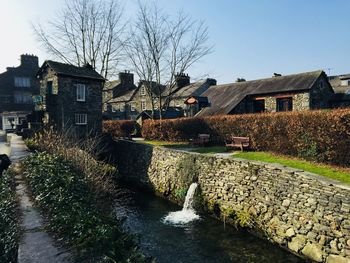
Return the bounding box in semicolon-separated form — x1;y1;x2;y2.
0;54;39;130
197;70;335;117
37;60;105;136
104;72;215;120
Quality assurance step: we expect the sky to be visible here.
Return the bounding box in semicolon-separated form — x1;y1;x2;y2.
0;0;349;84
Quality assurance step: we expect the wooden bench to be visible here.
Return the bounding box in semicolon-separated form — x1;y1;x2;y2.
225;136;250;151
190;134;210;147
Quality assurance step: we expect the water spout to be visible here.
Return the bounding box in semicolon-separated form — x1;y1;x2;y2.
162;183;200;226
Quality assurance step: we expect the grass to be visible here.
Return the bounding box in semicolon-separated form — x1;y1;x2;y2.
140;140;190;149
234;152;350;184
141;140;228;154
139;140;350;184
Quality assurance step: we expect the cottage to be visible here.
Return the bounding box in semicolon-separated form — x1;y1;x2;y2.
0;54;39;130
194;70;334;117
328;74;350;108
104;71;216;119
37;61;105;136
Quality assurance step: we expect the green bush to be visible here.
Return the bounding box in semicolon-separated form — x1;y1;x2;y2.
0;169;18;263
141;109;350;167
23;152;145;262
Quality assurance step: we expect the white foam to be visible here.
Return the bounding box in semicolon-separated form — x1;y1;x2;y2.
162;183;200;226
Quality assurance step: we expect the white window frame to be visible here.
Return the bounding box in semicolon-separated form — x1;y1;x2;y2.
76;84;86;102
120;103;125;112
75;113;87;125
141;100;147;111
130;102;136;112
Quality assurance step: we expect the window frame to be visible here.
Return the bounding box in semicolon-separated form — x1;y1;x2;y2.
252;99;265;113
276;97;293;112
140;86;146;96
130;102;136;112
76;84;86;102
141;100;147;111
75;113;87;125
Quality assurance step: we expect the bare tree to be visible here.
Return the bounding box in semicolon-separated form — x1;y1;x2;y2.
124;2;213;119
33;0;126;79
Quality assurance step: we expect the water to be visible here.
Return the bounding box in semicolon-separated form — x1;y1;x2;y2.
163;183;200;225
114;188;304;263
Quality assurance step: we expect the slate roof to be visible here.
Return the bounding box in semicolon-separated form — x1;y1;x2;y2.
173;79;215;98
197;70;325;117
105;80;138;103
38;60;105;81
328;74;350;94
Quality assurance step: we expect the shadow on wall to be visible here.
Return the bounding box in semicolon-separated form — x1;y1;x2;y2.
111;139;155;192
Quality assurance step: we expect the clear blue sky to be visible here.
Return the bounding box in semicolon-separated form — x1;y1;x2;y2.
0;0;349;84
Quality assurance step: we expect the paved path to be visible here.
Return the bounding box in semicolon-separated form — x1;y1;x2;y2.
9;134;73;263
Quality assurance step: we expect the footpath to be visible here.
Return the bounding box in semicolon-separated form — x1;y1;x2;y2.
8;134;72;263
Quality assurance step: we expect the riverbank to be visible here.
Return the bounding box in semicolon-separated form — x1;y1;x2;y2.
113;139;350;263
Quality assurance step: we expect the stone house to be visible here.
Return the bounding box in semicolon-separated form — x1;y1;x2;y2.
37;60;105;136
328;74;350;108
103;72;216;120
194;70;334;117
0;54;39;130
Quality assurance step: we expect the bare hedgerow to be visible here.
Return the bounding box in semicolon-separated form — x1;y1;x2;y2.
25;127;117;198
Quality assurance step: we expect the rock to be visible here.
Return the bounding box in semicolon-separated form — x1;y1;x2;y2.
286;228;295;238
347;239;350;247
301;243;324;262
330;239;340;254
288;234;306;252
282;199;291;207
326;255;350;263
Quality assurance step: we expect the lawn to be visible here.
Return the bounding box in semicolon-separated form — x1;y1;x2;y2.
234;152;350;184
139;140;350;184
140;140;228;153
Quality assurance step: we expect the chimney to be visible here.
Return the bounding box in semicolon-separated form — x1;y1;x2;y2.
20;54;39;68
206;78;217;86
175;73;190;89
273;73;282;77
119;70;134;87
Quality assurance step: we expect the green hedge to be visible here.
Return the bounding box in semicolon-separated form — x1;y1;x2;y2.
0;169;18;263
23;152;145;262
141;109;350;167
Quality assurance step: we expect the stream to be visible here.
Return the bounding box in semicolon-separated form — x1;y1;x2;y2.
114;188;304;263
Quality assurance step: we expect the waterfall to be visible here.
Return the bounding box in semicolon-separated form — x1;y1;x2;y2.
162;183;200;225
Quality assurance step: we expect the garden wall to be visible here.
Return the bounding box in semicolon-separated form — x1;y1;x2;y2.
113;140;350;263
140;109;350;167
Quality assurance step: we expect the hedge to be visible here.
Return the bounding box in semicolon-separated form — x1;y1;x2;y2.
141;109;350;167
103;120;138;138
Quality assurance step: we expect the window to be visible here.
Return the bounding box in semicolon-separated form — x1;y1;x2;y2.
111;106;117;112
141;100;147;111
120;103;125;112
141;86;146;96
75;114;87;125
76;84;86;101
276;97;293;112
14;91;32;104
14;77;30;87
131;103;136;112
253;99;265;113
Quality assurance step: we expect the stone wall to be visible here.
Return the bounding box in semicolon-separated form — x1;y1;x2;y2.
113;140;350;263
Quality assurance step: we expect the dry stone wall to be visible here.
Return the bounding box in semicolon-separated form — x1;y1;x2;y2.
114;140;350;263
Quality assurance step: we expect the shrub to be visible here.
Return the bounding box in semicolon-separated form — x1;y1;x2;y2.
22;152;145;262
26;128;117;197
103;120;138;139
0;168;18;263
141;109;350;167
